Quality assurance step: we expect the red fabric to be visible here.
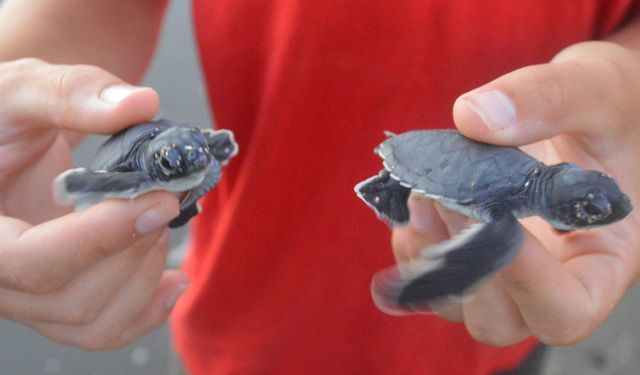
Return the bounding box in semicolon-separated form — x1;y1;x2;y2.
173;1;636;374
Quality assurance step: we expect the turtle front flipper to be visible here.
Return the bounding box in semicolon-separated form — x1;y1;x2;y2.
371;212;523;315
169;162;222;227
203;129;239;164
354;170;411;225
53;168;154;207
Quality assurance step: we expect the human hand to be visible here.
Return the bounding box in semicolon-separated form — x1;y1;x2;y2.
391;40;640;346
0;58;187;350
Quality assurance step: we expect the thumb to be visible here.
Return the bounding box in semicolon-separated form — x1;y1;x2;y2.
0;58;158;134
452;41;640;147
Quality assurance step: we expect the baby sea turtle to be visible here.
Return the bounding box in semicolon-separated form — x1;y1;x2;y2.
54;119;238;228
355;129;632;315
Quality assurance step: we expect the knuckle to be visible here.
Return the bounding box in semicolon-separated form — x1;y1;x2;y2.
43;67;79;127
43;66;71;96
524;65;571;124
45;64;104;95
43;64;107;128
65;302;102;325
552;48;631;132
2;263;63;294
583;56;630;123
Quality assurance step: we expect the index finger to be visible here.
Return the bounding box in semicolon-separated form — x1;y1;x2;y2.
0;58;159;135
0;191;179;293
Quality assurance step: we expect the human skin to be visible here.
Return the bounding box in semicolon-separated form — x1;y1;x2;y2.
0;0;639;351
392;19;640;346
0;0;188;350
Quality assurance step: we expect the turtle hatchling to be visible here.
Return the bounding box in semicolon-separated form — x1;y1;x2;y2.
355;129;632;315
54;119;238;228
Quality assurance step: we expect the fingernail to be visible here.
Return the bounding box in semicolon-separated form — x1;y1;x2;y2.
166;278;190;309
408;197;435;232
136;206;176;235
464;90;516;130
100;84;147;104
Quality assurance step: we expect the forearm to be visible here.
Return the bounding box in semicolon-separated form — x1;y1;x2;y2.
0;0;169;83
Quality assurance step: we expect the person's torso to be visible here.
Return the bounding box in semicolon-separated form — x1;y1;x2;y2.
172;2;636;374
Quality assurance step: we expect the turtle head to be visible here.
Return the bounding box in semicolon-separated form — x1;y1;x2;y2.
147;127;213;182
543;164;632;230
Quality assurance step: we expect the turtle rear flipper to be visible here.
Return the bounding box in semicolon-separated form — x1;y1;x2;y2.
371;213;522;315
354;170;411;225
53;168;154;207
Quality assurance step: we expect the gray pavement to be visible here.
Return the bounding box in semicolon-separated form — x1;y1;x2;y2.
0;1;638;374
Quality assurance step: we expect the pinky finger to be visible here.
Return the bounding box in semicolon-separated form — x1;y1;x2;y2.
116;270;190;346
30;270;189;351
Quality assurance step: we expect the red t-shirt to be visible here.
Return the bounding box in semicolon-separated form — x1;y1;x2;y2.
172;2;636;374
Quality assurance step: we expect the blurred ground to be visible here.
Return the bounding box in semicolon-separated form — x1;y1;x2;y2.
0;1;638;374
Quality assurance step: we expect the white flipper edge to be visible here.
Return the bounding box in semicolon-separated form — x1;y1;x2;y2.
372;214;522;315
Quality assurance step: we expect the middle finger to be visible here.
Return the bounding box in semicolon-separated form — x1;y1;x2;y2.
0;228;166;324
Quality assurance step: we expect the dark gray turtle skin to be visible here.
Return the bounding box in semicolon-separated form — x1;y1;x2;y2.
355;129;633;315
54;119;238;228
